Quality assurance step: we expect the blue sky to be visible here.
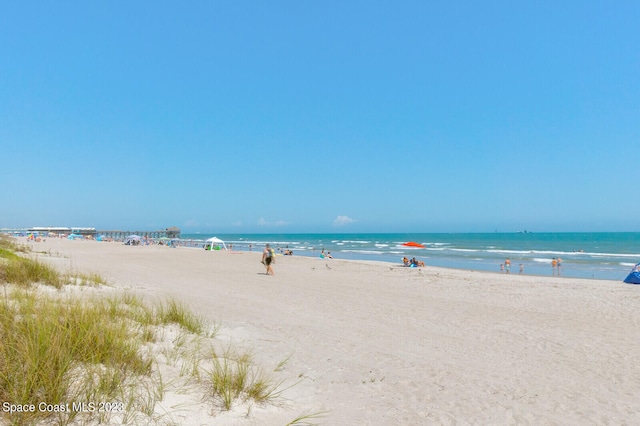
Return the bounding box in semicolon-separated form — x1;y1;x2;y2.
2;1;638;233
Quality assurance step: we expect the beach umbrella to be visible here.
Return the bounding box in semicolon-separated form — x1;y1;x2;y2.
402;241;425;248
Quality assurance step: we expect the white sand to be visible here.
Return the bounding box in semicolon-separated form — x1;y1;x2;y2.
26;238;640;425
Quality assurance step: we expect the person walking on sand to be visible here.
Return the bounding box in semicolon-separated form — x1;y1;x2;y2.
262;244;275;275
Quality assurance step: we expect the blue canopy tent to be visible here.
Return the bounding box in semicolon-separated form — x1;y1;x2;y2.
623;263;640;284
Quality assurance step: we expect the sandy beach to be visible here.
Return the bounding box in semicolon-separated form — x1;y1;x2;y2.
25;238;640;425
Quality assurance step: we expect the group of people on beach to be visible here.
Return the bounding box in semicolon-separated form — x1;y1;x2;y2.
320;249;333;259
500;258;525;274
500;257;562;275
402;257;425;267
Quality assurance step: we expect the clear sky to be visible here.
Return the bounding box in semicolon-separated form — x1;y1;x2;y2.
2;1;638;233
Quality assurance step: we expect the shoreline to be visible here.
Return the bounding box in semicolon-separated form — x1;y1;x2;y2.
20;237;640;424
18;231;639;280
182;234;638;281
59;235;627;283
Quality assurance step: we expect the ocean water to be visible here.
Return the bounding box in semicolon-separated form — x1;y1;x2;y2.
181;232;640;281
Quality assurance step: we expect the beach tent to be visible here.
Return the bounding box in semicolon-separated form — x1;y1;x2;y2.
67;234;83;240
205;237;227;251
623;263;640;284
125;235;142;245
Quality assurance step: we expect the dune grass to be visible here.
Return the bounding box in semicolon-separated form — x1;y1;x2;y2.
0;289;154;425
206;347;284;411
0;250;63;288
286;409;329;425
0;234;109;289
0;286;290;425
0;235;59;288
0;235;299;425
156;298;204;335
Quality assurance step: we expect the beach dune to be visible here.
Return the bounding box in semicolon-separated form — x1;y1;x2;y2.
28;238;640;425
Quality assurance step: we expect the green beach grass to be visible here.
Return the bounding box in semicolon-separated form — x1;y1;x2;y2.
0;235;314;425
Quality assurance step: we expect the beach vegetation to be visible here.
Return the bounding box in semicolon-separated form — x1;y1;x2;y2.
0;238;297;424
286;409;328;425
0;253;63;288
156;298;205;334
65;271;109;286
0;287;291;425
205;347;282;410
0;236;108;289
275;353;293;372
0;233;28;254
0;289;151;425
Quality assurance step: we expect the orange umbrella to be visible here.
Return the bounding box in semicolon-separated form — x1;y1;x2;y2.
402;241;425;248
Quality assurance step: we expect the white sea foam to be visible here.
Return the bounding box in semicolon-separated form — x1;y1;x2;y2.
340;250;384;255
486;249;533;255
525;250;640;258
582;252;640;258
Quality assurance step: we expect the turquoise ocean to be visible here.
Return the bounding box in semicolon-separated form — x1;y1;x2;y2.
181;232;640;281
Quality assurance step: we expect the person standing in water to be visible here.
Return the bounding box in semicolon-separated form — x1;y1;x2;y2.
557;257;562;276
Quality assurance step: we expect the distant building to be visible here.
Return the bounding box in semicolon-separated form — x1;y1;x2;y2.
97;227;181;240
28;227;96;237
0;228;29;236
166;227;180;239
4;226;180;240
